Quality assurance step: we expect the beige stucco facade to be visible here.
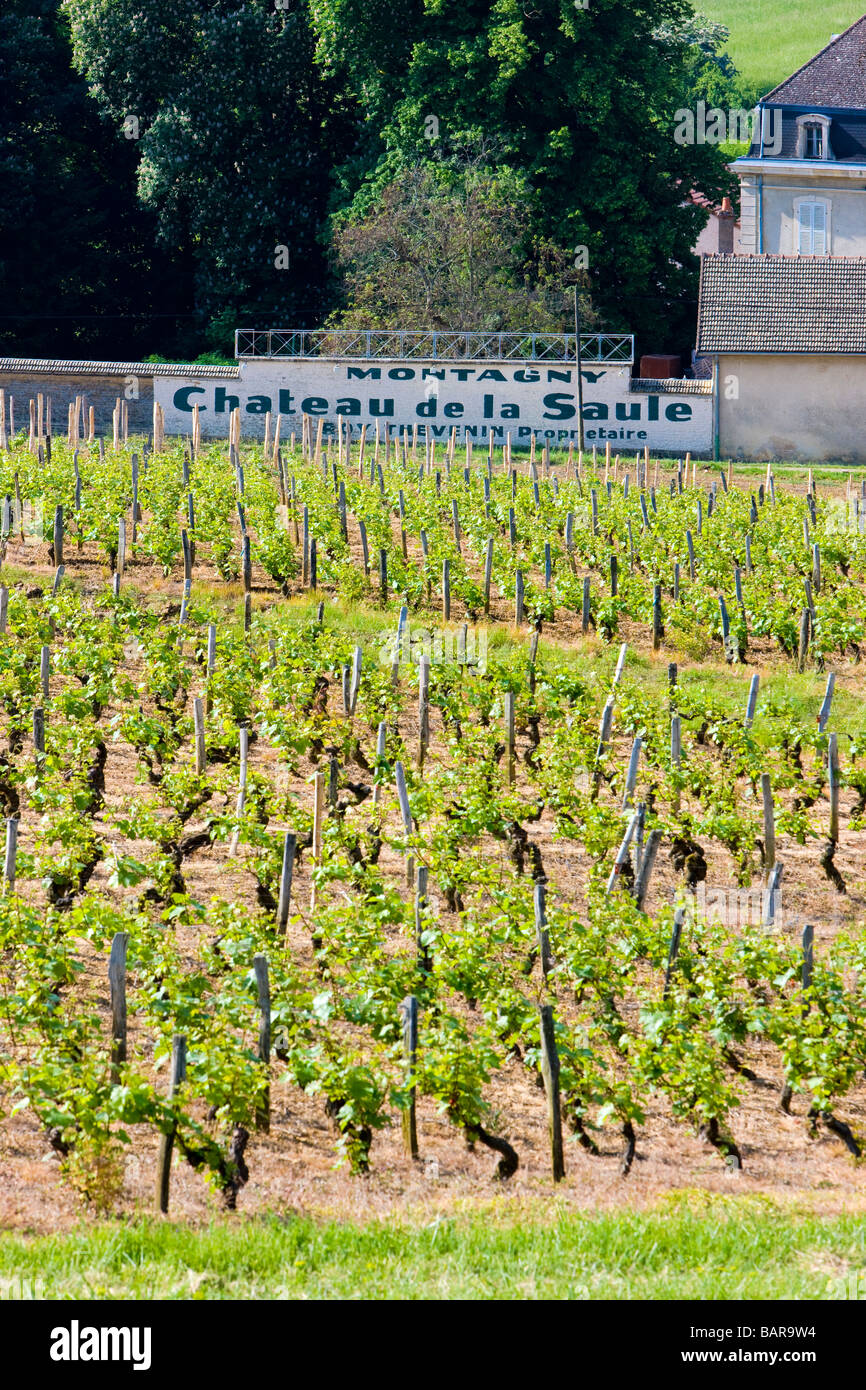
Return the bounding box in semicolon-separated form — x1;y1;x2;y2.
717;352;866;461
737;160;866;255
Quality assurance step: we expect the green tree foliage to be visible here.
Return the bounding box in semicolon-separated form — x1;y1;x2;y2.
5;0;742;358
330;150;593;331
312;0;739;348
654;14;742;108
0;0;192;359
63;0;350;348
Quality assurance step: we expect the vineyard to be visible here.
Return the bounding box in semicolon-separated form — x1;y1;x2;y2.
2;416;866;1232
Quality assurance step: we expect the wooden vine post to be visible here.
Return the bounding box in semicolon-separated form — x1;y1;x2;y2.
670;714;682;814
3;817;17;893
622;736;641;811
53;505;63;568
606;811;639;893
379;547;388;604
206;624;216;714
663;905;685;997
277;831;297;937
348;645;362;716
418;654;430;768
817;673;835;733
391;605;408;687
108;931;128;1085
415;865;431;971
534;882;551;977
229;726;249;856
515;570;525;626
634;828;662;910
593;695;614;796
394;759;414;886
253;954;271;1133
763;862;783;929
651;583;663;650
504;691;515;785
193;696;206;774
539;1004;565;1182
828;731;840;845
310;771;325;912
181;529;192;586
399;995;419;1160
373;721;386;806
744;673;759;729
802;924;814;992
797;608;810;672
33;706;45;774
156;1034;187;1215
761;772;776;879
483;537;494;615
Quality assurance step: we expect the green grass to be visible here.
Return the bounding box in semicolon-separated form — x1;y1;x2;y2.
0;1196;863;1298
702;2;866;98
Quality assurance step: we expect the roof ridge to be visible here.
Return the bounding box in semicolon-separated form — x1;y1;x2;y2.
764;14;866;102
701;252;866;262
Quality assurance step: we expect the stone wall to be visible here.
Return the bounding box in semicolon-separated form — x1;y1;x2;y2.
0;360;238;436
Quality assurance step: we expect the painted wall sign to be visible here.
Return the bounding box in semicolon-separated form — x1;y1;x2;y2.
155;358;712;452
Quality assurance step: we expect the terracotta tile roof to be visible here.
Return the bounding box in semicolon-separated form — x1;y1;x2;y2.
765;16;866;107
696;254;866;354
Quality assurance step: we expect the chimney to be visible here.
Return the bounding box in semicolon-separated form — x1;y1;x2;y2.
718;196;735;254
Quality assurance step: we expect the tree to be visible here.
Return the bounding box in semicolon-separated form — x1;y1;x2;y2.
654;14;742;109
0;0;192;359
330;154;591;331
64;0;351;349
311;0;740;352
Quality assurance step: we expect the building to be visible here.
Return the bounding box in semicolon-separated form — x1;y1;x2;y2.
696;254;866;462
691;22;866;462
733;17;866;256
692;193;741;256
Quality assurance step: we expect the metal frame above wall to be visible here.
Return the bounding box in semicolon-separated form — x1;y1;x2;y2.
234;329;634;364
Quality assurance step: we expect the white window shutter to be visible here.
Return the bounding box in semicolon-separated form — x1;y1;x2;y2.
797;202;828;255
812;201;827;254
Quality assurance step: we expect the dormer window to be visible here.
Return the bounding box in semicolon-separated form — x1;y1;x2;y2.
795;113;833;160
804;123;823;158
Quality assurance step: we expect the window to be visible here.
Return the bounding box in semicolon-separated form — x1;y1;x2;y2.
795;199;829;254
795;112;832;160
804;123;823;158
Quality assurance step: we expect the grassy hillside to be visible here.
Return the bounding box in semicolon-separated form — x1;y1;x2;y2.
700;2;866;98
